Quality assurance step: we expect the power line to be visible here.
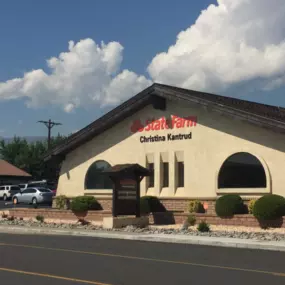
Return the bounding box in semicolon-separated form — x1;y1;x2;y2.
38;119;62;150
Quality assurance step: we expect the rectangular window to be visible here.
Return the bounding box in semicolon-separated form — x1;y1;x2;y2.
178;162;184;187
148;163;154;188
162;162;169;187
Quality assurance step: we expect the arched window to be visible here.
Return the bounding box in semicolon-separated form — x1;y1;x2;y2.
85;160;113;190
218;152;266;188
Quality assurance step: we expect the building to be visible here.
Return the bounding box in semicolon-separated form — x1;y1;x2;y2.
45;84;285;212
0;159;32;185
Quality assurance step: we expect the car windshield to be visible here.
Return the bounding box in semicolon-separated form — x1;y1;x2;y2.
37;188;51;193
11;186;20;190
28;183;46;187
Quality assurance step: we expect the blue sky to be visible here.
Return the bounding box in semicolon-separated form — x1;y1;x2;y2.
0;0;285;137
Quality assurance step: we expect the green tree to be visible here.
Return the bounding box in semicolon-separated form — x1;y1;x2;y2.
0;134;67;182
0;137;29;169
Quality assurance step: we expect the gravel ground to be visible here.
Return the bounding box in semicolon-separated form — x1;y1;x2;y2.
0;217;284;241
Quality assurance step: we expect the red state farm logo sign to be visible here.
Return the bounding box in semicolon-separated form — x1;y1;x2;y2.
130;115;197;133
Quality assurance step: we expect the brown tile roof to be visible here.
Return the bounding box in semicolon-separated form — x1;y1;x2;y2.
0;160;31;177
44;83;285;161
155;84;285;123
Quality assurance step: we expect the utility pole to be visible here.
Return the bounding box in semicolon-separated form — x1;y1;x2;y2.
38;119;62;150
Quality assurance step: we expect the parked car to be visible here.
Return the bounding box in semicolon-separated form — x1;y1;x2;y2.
0;185;21;201
12;187;55;205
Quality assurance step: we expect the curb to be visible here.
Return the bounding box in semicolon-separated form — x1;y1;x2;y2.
0;225;284;252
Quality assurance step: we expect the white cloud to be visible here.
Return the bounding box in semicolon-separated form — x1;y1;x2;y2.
0;39;151;112
148;0;285;92
1;0;285;112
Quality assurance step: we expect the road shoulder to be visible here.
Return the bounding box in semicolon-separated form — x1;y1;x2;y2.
0;225;285;252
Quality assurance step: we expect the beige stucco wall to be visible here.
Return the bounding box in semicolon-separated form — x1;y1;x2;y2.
56;100;285;199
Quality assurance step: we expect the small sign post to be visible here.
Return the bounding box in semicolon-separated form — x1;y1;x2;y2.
103;164;150;218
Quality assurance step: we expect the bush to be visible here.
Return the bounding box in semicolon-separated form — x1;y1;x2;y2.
248;199;257;214
253;194;285;220
140;196;165;214
188;200;205;213
197;221;210;232
54;195;68;209
187;214;196;226
70;196;100;212
1;212;8;219
140;198;151;214
35;215;44;223
215;194;245;217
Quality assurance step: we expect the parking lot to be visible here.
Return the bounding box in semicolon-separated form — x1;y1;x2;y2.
0;200;51;210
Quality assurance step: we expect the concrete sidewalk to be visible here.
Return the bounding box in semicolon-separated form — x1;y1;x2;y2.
0;225;284;252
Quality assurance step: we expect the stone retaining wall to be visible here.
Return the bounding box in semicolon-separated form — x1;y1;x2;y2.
8;208;112;221
52;197;254;216
6;208;284;228
158;198;216;214
94;198;253;215
150;212;285;228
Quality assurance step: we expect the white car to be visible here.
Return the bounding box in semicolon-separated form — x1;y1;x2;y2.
0;185;21;201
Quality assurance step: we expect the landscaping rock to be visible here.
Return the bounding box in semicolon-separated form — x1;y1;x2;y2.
0;217;285;241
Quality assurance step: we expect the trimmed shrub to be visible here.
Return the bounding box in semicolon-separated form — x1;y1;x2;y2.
54;195;68;209
197;221;210;232
248;199;257;214
215;194;245;217
140;196;166;214
253;194;285;220
35;215;44;223
140;198;151;214
187;214;196;226
188;200;205;213
70;196;100;212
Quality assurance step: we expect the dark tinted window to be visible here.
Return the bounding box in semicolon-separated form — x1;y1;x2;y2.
177;162;184;187
37;188;51;193
23;188;37;194
218;152;266;188
0;186;5;190
148;163;154;188
11;186;20;191
28;182;46;188
162;163;169;187
85;160;113;189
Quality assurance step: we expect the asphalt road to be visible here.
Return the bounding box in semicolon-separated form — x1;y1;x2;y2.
0;233;284;285
0;200;51;209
